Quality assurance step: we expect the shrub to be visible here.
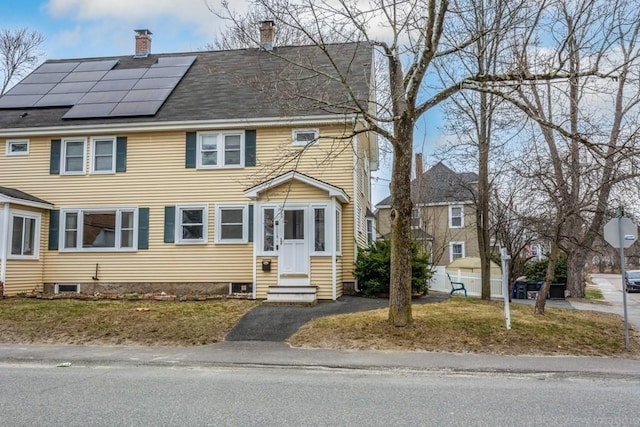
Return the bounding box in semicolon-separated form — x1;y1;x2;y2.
354;239;431;297
524;253;567;283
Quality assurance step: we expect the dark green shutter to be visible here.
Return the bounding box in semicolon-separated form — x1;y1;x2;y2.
116;136;127;172
245;130;256;166
164;206;175;243
185;132;197;168
138;207;149;249
48;209;60;250
50;139;61;175
248;204;254;242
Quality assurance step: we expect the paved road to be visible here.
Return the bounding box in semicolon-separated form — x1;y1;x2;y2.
1;363;638;426
585;273;640;329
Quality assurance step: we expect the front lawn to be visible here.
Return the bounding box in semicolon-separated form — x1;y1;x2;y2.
0;298;259;346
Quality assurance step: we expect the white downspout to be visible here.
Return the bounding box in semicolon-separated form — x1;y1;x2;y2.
331;198;337;301
0;204;10;296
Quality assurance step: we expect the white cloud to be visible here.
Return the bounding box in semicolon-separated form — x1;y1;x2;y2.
44;0;245;42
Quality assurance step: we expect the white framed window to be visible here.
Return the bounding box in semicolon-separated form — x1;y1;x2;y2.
449;205;463;228
61;138;86;175
450;241;465;261
292;129;319;146
312;206;329;254
366;218;375;246
9;210;40;259
176;204;208;244
411;207;421;228
61;208;137;251
6;139;29;156
216;204;248;243
197;131;244;168
91;136;116;174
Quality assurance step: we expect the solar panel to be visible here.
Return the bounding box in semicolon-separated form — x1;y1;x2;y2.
34;62;80;73
121;88;171;102
102;68;147;80
143;66;189;78
109;100;164;116
5;83;56;95
153;55;196;67
49;81;97;94
34;93;85;107
0;95;42;108
61;70;109;83
133;77;180;90
63;103;118;118
74;60;119;72
76;91;128;104
22;72;68;84
1;55;195;118
91;79;139;92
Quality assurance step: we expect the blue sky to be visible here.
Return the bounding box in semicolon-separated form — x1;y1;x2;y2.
1;0;446;204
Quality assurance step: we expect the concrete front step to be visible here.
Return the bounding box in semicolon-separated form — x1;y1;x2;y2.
266;285;318;306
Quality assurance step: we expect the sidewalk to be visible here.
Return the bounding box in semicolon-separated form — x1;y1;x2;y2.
1;341;639;379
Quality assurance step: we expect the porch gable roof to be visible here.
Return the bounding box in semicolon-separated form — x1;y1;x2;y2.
244;171;349;203
0;186;53;210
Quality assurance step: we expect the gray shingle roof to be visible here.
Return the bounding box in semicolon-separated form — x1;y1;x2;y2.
376;162;478;207
0;186;52;205
0;42;372;129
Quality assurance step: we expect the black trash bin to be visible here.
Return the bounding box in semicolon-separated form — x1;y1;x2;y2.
549;283;566;299
513;281;527;299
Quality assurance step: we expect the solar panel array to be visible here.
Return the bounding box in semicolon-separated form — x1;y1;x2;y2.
0;56;196;119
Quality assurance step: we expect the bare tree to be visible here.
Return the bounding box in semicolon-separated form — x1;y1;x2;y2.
213;0;615;325
486;0;640;314
0;27;44;95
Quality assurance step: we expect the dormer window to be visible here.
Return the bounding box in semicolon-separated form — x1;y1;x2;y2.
292;129;319;146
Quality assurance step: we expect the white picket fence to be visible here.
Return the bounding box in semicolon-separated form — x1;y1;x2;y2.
428;266;504;298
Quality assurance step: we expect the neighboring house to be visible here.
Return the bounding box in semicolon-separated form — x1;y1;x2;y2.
375;159;478;266
0;25;379;303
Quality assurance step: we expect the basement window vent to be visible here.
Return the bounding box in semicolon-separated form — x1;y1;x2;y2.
229;282;253;294
55;284;80;294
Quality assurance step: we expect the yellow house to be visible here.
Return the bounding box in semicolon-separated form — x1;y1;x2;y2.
0;28;378;303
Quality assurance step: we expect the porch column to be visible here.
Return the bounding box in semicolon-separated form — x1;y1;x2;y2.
331;198;337;301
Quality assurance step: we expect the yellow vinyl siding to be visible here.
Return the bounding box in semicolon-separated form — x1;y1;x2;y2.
310;257;333;300
261;180;330;202
255;257;278;299
0;124;362;298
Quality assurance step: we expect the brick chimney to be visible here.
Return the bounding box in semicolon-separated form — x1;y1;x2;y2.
259;20;275;51
134;29;152;57
415;153;424;177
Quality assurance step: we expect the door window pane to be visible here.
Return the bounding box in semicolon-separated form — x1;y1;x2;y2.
284;210;304;240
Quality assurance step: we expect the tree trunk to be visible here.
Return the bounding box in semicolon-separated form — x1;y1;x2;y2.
565;251;586;297
535;213;563;315
388;121;414;327
478;91;491;300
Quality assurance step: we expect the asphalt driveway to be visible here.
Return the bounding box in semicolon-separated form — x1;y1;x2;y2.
225;292;450;342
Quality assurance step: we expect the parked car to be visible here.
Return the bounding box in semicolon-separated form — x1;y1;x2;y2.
624;270;640;292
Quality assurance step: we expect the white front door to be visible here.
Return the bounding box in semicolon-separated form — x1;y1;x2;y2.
279;208;308;275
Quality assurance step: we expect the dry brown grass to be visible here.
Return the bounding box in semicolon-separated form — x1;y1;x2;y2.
0;298;259;346
289;297;640;357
